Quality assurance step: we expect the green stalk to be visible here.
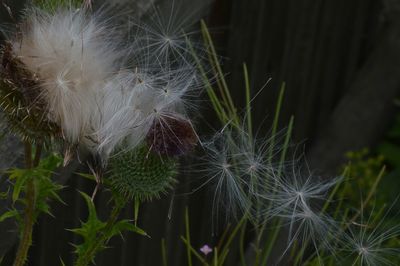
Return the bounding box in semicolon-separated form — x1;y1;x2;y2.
348;166;385;225
180;237;209;266
75;201;125;266
201;20;236;118
277;116;294;178
239;220;247;266
268;83;285;164
260;219;282;265
243;63;252;140
33;142;43;167
213;248;218;266
187;37;229;123
185;208;193;266
13;142;34;266
218;216;246;265
161;238;168;266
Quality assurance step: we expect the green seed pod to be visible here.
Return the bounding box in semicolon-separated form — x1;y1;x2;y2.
108;146;178;201
0;43;60;144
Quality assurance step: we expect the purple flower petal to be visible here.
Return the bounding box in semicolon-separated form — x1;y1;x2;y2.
200;245;213;256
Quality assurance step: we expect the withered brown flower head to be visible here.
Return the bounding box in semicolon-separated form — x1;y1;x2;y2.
146;114;198;157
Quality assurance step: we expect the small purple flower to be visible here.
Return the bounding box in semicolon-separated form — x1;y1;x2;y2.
200;245;213;256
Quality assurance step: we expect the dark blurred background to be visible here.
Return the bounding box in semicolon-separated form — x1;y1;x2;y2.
1;0;400;265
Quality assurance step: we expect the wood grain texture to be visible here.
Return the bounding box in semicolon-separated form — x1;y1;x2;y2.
1;0;399;265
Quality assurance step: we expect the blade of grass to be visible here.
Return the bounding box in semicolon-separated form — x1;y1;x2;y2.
269;83;285;164
216;223;231;250
187;36;229;123
239;220;247;266
214;248;219;266
181;237;209;266
349;166;385;224
134;197;139;226
201;20;237;120
218;217;246;265
161;238;168;266
243;63;252;140
321;167;349;214
185;208;193;266
277;116;294;177
260;218;282;265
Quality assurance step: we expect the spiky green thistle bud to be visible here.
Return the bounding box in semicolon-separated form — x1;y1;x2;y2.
108;146;178;201
33;0;82;11
0;43;60;144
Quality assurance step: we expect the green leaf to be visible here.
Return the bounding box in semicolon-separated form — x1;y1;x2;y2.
0;187;10;199
110;220;147;239
0;209;18;222
379;142;400;167
8;169;31;202
38;153;62;171
76;173;97;182
70;192;107;256
79;191;99;223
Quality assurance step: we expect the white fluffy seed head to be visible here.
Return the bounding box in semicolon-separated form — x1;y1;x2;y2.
12;8;124;143
197;126;282;222
85;70;157;158
85;65;198;161
4;1;206;161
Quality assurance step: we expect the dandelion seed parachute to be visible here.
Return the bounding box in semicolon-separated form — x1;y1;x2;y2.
197;125;291;221
341;205;400;266
256;164;342;257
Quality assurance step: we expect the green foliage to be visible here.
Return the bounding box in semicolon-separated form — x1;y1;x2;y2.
1;153;63;222
343;149;385;207
70;192;108;257
108;145;178;201
71;192;147;266
377;113;400;212
0;209;19;222
378;113;400;169
0;187;10;199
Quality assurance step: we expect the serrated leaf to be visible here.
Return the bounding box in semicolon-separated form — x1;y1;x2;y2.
110;220;148;238
0;187;10;199
79;191;99;223
0;209;18;222
33;170;64;218
38;153;62;171
9;169;31;202
70;192;107;256
76;173;97;181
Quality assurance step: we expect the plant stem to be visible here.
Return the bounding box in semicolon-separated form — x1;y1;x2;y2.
75;201;125;266
13;142;34;266
33;142;43;167
184;208;193;266
161;238;168;266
